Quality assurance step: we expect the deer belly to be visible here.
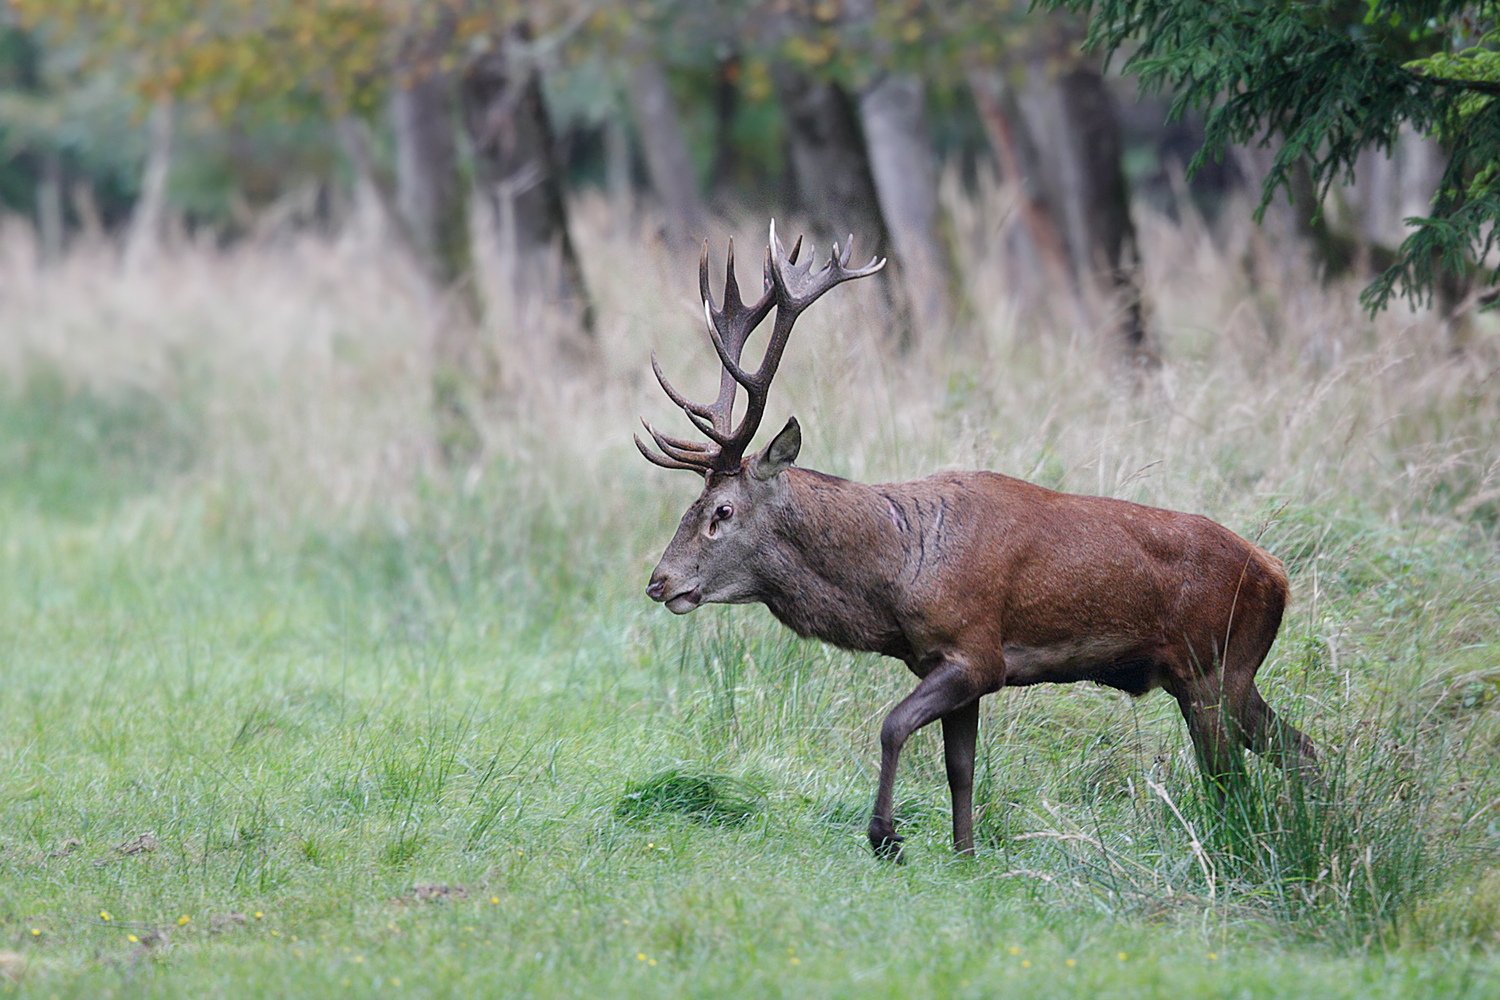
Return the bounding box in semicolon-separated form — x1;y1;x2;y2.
1002;639;1162;694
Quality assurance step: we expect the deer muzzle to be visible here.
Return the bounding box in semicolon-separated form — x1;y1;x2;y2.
646;569;701;614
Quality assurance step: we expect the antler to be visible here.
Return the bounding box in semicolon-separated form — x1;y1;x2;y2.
636;220;886;476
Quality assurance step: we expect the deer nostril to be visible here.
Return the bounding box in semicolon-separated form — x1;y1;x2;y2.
646;577;667;601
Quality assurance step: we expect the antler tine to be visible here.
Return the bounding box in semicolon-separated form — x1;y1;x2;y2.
650;351;715;419
702;300;755;389
698;241;714;312
642;419;717;462
701;235;775;438
769;227;887;317
634;433;711;475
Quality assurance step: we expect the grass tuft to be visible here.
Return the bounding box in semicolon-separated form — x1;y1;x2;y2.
614;770;766;827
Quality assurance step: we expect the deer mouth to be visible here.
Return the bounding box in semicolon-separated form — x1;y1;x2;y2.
664;589;702;614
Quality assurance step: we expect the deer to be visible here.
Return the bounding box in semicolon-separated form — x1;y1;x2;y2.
636;222;1319;859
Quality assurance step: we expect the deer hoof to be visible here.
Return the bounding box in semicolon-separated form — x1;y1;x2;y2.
868;829;905;862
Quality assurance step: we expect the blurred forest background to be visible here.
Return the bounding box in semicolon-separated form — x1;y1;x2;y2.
2;0;1489;466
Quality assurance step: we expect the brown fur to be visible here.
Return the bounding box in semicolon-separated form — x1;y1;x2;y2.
642;228;1315;858
647;433;1318;857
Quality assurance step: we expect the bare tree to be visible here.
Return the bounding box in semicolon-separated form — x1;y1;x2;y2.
37;148;62;266
627;54;704;248
460;25;595;338
123;96;173;271
972;17;1153;366
774;64;914;347
391;69;473;304
858;73;959;336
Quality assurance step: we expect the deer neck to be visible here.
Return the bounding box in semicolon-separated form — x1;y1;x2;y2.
754;468;911;658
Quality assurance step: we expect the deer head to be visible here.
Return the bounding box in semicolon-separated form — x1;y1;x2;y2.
638;221;884;613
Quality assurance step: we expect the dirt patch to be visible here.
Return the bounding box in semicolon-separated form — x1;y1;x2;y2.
114;833;158;856
392;884;470;905
0;951;25;981
209;912;247;934
47;838;82;858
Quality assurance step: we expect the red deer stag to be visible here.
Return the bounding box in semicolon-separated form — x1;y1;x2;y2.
637;223;1318;858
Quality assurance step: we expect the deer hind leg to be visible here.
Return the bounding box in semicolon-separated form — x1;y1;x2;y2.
869;657;984;859
1236;682;1322;789
1174;680;1249;795
1218;597;1323;788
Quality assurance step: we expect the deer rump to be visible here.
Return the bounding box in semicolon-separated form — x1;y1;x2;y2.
639;223;1318;859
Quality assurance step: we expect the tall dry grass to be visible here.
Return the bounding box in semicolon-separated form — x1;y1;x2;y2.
0;176;1493;544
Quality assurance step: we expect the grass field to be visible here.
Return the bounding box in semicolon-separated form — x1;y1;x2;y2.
2;193;1500;998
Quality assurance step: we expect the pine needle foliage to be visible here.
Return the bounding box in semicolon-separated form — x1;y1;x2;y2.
1047;0;1500;311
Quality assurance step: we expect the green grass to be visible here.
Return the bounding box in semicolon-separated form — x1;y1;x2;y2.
2;210;1500;996
3;440;1498;998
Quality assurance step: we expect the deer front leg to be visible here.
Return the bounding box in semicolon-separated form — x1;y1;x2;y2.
869;658;983;859
942;700;980;856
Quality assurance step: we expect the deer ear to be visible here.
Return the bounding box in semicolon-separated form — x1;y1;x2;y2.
750;417;801;480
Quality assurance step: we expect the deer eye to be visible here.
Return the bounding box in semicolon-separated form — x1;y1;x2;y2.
713;503;734;523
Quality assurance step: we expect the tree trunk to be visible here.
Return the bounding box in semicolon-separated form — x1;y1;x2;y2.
37;149;62;267
776;67;886;254
774;65;912;347
627;55;703;249
124;96;173;271
967;67;1074;298
857;73;959;337
709;52;740;202
603;112;632;235
1008;23;1151;365
460;29;595;339
335;116;407;253
390;56;486;466
391;70;474;303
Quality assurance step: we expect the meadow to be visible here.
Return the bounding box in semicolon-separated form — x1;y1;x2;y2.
1;187;1499;998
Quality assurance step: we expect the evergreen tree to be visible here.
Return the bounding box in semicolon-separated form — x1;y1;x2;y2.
1047;0;1500;310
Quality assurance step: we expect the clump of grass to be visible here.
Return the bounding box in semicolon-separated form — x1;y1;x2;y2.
614;770;765;827
1191;750;1449;948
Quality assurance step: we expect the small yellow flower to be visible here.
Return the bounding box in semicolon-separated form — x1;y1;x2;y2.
1021;960;1031;968
100;910;112;921
254;912;264;919
491;896;500;905
1117;951;1128;961
636;952;647;962
649;959;658;967
392;978;402;987
1066;958;1076;968
1208;952;1219;961
177;915;191;926
271;930;281;937
1007;945;1020;955
790;957;801;966
128;934;139;943
354;955;364;964
30;929;40;936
